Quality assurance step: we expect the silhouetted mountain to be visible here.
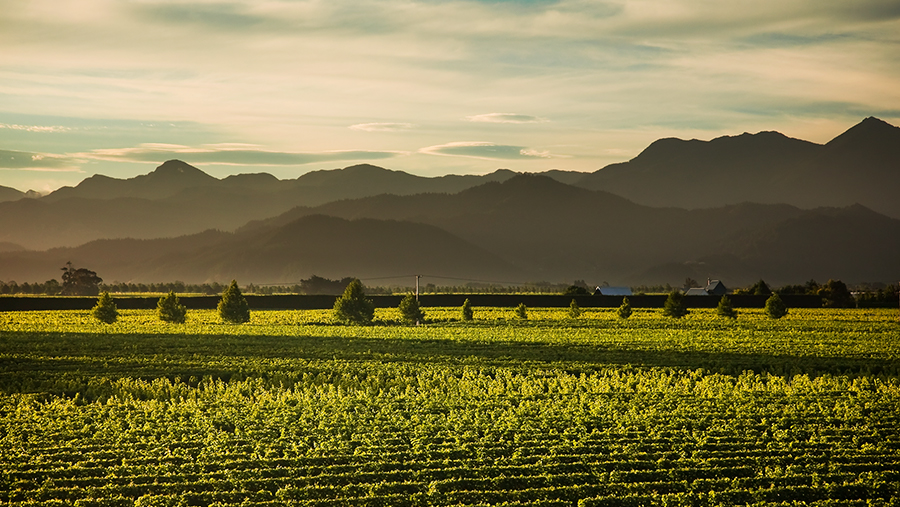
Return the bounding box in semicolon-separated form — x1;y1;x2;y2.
0;215;524;284
0;185;24;203
43;160;219;202
2;161;522;249
575;117;900;218
242;174;899;286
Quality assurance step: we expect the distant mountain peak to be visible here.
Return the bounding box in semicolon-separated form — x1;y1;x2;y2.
149;160;216;179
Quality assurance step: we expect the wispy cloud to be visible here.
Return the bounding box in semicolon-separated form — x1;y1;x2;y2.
0;123;71;133
79;144;404;166
420;142;558;160
466;113;548;124
349;123;417;132
0;150;81;171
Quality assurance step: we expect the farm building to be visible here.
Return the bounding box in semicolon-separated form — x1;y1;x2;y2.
685;280;728;296
595;286;633;296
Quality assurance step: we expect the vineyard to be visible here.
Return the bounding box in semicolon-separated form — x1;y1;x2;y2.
1;308;899;506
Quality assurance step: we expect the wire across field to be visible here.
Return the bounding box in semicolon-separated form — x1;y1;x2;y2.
0;308;898;506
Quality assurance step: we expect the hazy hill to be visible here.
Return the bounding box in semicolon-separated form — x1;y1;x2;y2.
0;215;524;284
1;162;521;250
575;117;900;218
43;160;220;202
1;174;897;286
242;174;900;286
0;185;24;203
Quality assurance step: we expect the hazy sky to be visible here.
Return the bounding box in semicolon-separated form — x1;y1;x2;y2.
2;0;899;192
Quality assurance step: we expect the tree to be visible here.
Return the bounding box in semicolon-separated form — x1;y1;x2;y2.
617;297;633;319
461;298;474;321
92;291;118;324
765;293;788;319
818;279;855;308
218;280;250;324
333;279;375;325
662;291;688;318
515;303;528;319
398;294;425;324
750;279;772;296
716;295;738;319
564;285;590;296
157;291;187;323
60;262;102;296
568;299;582;318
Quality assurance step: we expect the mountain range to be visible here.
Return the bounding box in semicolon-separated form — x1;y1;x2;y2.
0;117;897;287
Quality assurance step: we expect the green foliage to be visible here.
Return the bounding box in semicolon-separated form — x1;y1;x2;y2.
91;291;118;324
157;291;187;324
818;279;856;308
61;261;103;296
662;291;688;318
0;309;898;507
515;302;528;319
333;278;375;325
217;280;250;324
716;295;738;319
564;285;590;296
617;296;632;319
567;299;582;318
749;279;772;296
765;293;788;319
461;298;474;321
398;294;425;324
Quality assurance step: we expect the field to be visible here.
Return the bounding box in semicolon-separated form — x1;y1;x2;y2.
1;307;899;506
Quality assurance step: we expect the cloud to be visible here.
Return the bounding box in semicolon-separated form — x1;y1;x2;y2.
349;123;417;132
79;144;403;166
466;113;548;124
0;150;81;171
420;142;557;160
0;123;71;133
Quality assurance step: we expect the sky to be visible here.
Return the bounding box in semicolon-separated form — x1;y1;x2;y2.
1;0;899;193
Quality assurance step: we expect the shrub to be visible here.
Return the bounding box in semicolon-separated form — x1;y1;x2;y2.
333;278;375;325
568;299;583;318
157;291;187;323
218;280;250;324
92;291;118;324
765;293;788;319
398;294;425;324
818;279;855;308
716;295;737;319
617;297;632;319
662;291;688;318
461;298;474;321
515;303;528;320
564;285;590;296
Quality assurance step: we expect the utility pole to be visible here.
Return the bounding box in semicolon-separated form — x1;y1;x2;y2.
416;275;421;301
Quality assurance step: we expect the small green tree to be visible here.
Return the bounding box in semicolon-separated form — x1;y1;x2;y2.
750;279;772;296
398;294;425;324
333;278;375;325
765;293;788;319
662;290;688;318
617;296;633;319
461;298;474;321
818;279;855;308
92;291;118;324
218;280;250;324
716;295;738;319
568;299;582;318
157;291;187;323
515;303;528;319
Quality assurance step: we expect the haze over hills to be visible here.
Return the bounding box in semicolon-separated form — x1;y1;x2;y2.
0;117;898;287
0;184;24;203
0;215;525;285
575;117;900;219
1;174;898;287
